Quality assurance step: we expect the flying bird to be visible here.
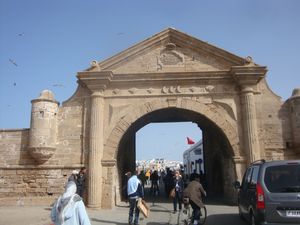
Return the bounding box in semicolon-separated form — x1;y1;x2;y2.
53;83;64;87
9;59;18;67
18;32;25;37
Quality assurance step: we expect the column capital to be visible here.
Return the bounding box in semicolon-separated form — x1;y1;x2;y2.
90;88;106;98
240;86;254;94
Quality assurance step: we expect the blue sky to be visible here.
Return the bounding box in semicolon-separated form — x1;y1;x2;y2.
1;0;299;160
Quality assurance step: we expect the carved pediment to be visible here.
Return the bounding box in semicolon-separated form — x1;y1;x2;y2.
87;28;246;74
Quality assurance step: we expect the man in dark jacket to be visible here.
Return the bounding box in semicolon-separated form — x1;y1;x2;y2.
127;171;144;225
172;170;184;213
183;173;206;225
76;167;87;198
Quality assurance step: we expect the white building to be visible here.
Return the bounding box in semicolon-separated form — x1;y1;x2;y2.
183;140;204;176
136;158;182;172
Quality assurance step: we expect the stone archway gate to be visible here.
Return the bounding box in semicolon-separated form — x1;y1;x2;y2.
0;28;299;208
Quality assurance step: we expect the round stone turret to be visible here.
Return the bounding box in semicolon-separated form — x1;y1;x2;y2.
288;88;300;149
28;90;59;163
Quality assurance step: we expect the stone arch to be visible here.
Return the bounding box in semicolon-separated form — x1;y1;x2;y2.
102;97;243;207
104;98;240;160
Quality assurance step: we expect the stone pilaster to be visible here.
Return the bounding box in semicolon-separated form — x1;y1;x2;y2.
241;87;260;162
87;91;104;208
231;65;267;163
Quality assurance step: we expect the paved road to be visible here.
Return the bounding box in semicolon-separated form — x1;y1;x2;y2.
0;201;248;225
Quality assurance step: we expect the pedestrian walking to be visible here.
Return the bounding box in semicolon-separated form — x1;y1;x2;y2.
76;167;87;198
51;181;91;225
150;170;159;196
127;171;144;225
172;170;184;213
183;173;206;225
138;170;147;189
123;171;132;201
164;169;174;198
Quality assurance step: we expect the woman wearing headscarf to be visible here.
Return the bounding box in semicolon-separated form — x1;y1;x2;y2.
51;181;91;225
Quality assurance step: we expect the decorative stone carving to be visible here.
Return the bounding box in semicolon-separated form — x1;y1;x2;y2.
112;89;120;95
190;87;197;93
162;86;169;94
162;86;182;94
176;86;182;93
205;85;215;92
157;43;185;68
90;60;101;70
128;88;138;94
146;88;155;93
165;42;176;50
244;56;255;66
160;52;183;65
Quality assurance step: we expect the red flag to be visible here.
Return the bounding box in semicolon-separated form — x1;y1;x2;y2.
187;137;195;145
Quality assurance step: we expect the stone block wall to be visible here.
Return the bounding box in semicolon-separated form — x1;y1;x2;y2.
0;102;86;205
0;167;77;205
257;80;299;160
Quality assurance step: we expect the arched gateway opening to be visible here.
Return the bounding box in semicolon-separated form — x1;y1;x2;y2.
118;108;235;200
104;98;240;206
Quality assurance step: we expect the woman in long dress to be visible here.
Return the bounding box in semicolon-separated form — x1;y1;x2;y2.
51;181;91;225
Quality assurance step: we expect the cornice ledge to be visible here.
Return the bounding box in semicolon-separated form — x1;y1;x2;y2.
230;65;267;85
112;71;230;81
77;70;113;92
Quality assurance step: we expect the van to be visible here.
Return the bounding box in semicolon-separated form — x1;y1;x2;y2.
234;160;300;225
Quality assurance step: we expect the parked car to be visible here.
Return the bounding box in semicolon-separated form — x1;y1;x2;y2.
234;159;300;225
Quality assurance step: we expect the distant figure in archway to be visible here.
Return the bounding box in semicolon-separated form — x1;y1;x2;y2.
172;170;184;213
138;170;147;189
127;171;144;225
164;169;174;198
150;170;159;196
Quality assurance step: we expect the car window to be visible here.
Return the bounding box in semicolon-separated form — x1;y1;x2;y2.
241;167;252;190
264;164;300;193
250;166;260;187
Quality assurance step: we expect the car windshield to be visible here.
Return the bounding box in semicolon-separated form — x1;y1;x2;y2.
264;164;300;193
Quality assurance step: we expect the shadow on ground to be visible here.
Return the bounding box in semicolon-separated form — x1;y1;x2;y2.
91;218;127;225
205;213;247;225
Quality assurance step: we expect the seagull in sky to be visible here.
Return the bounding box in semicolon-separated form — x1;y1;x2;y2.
53;83;64;87
9;59;18;67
